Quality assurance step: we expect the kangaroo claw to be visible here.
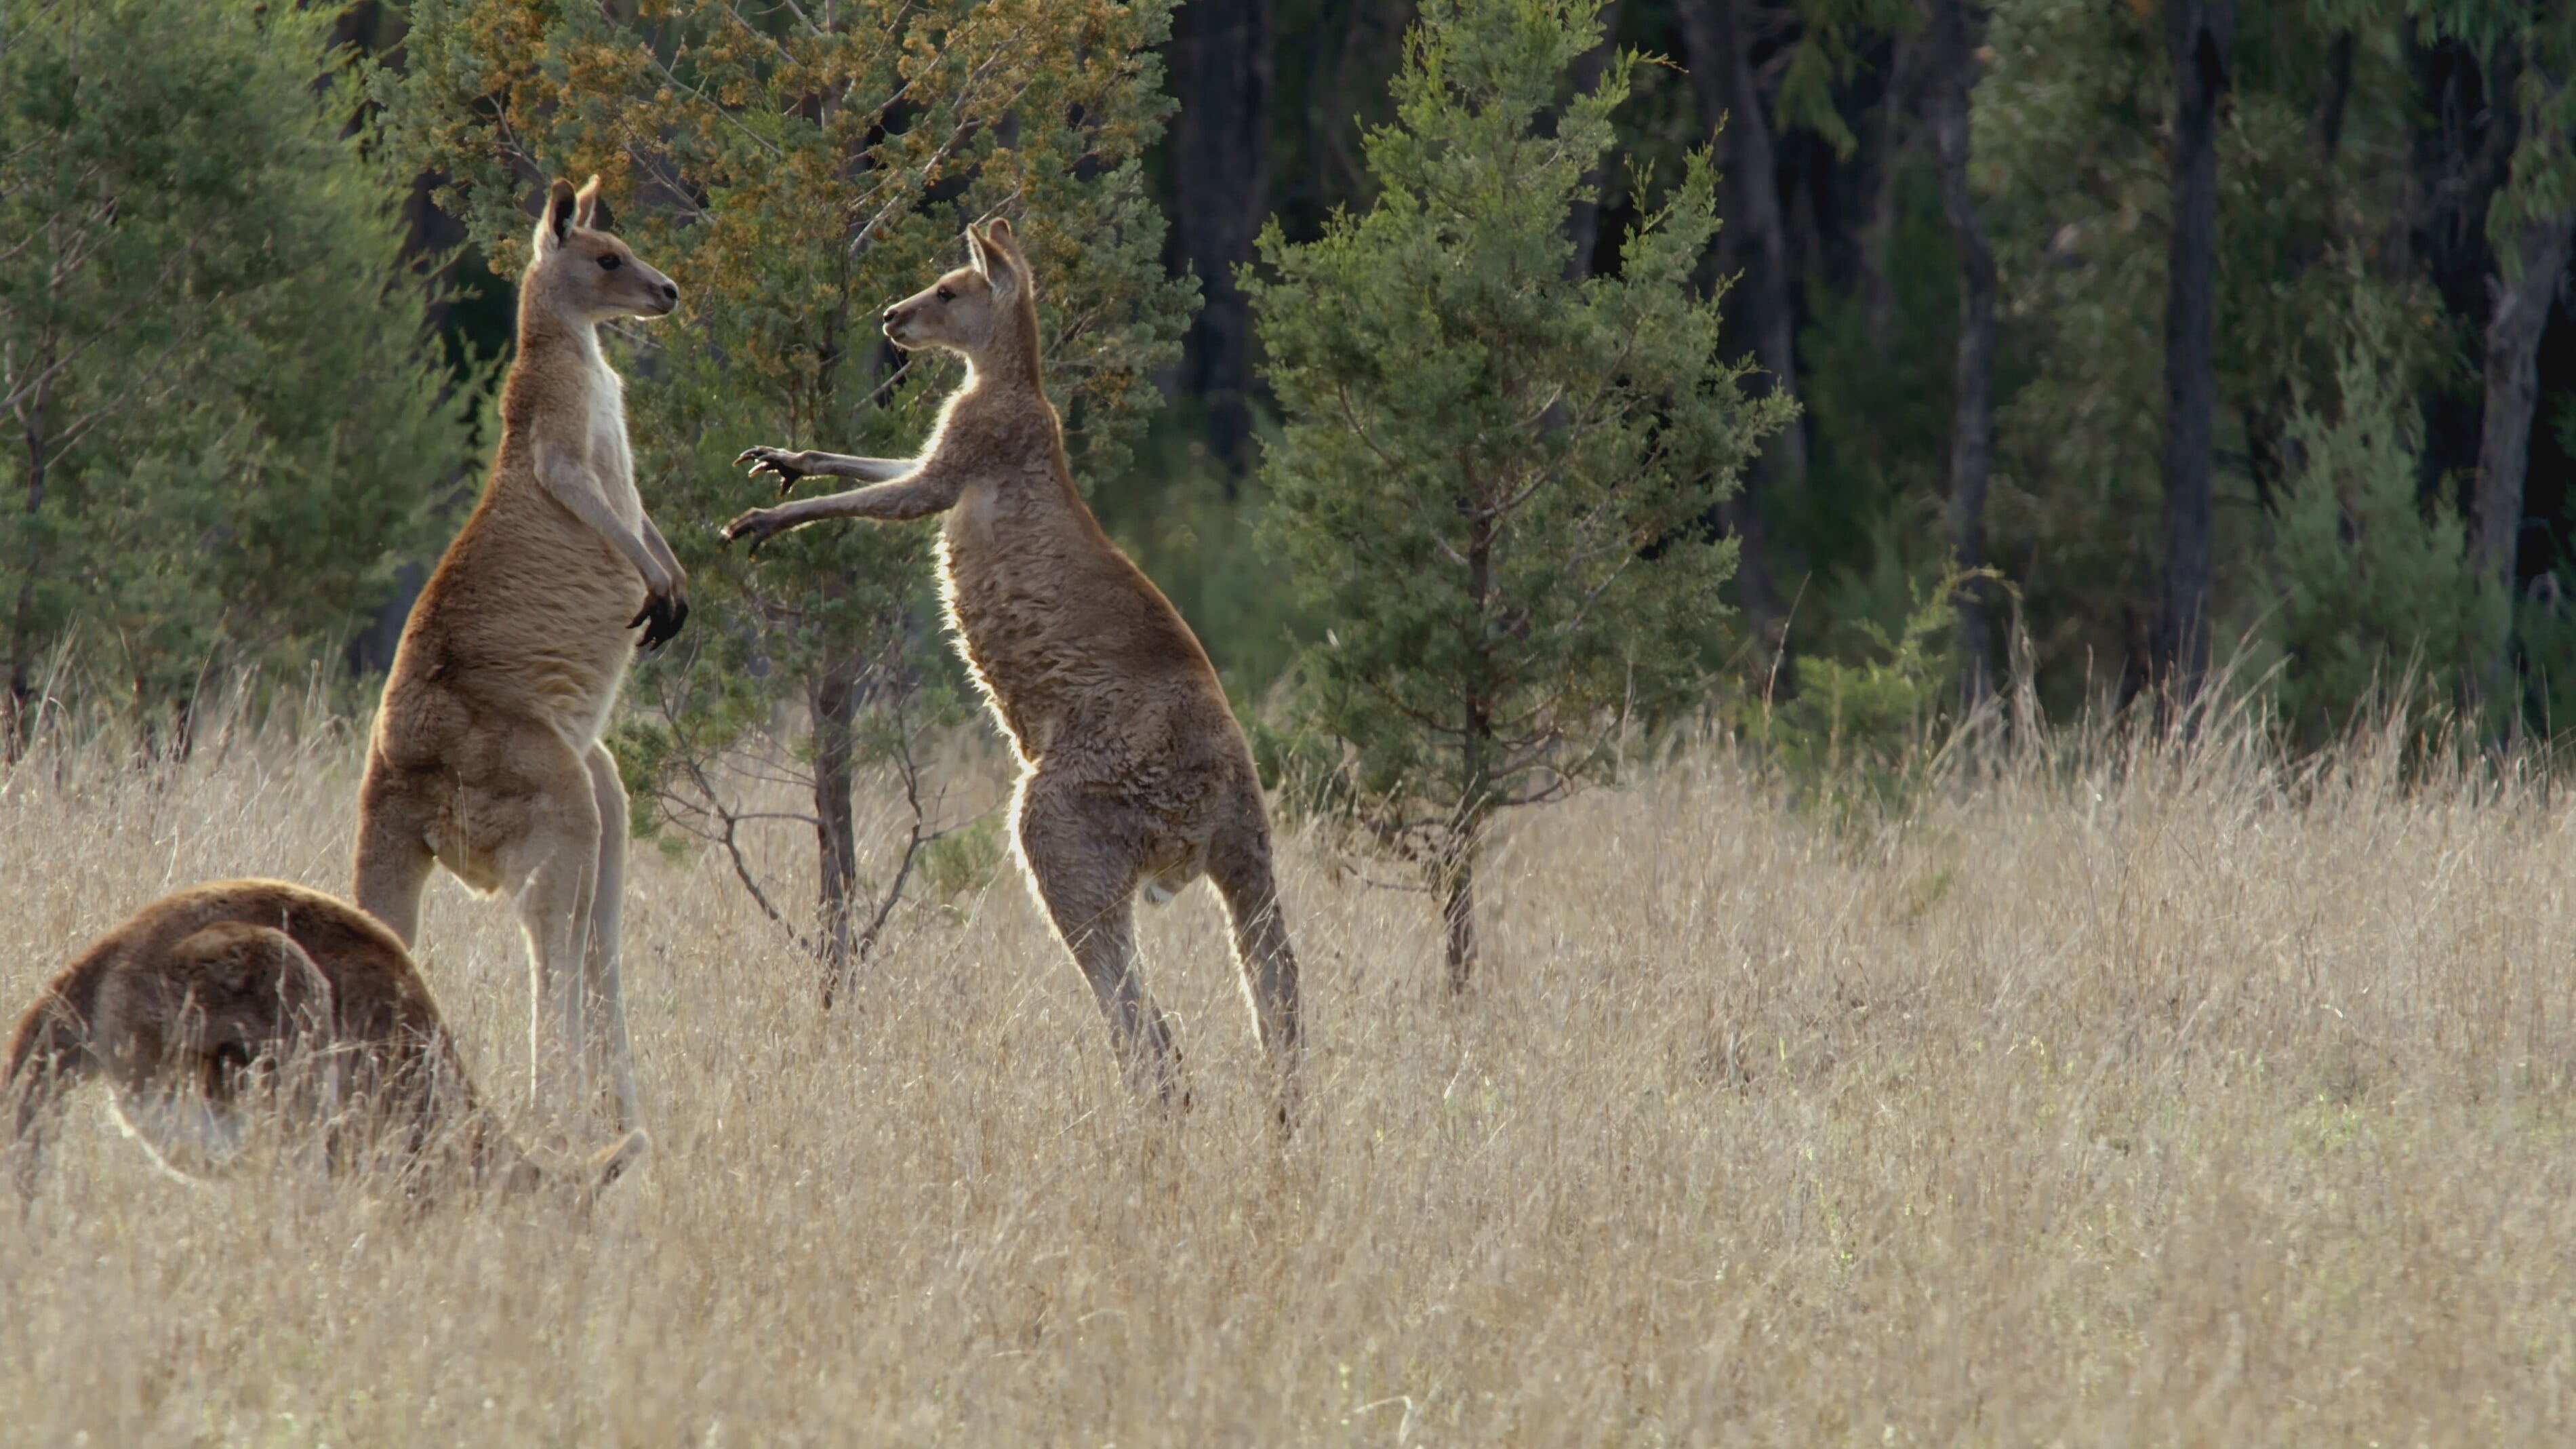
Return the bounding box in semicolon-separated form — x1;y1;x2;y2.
737;446;807;497
628;592;688;651
721;509;787;557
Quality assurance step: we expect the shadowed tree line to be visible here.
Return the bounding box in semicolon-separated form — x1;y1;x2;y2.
5;0;2573;986
22;0;2566;742
1155;0;2573;737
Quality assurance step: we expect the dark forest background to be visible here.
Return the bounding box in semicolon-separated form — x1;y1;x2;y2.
1132;0;2576;745
435;0;2573;730
9;0;2575;752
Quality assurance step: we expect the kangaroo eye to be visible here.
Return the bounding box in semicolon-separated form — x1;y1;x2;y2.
935;286;954;302
597;254;622;271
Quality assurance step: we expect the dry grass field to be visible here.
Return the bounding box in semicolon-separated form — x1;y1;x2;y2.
6;712;2576;1444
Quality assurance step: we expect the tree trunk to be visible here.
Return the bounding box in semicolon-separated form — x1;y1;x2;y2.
1859;31;1922;346
1441;849;1477;995
2312;31;2353;161
1681;0;1805;475
1166;0;1276;474
8;326;57;757
2396;34;2521;509
1445;502;1496;994
2471;212;2576;589
1923;0;1996;708
1678;0;1801;641
2154;0;2232;704
810;652;862;989
1563;0;1624;283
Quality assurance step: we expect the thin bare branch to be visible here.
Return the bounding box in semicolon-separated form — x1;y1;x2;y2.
624;5;786;158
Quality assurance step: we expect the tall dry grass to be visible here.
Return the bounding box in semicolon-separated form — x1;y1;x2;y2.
5;708;2575;1444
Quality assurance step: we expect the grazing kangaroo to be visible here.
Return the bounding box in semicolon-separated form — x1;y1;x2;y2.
354;176;680;1136
723;218;1302;1115
5;879;647;1198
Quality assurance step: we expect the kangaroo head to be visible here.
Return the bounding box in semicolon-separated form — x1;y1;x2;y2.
524;175;679;325
881;218;1039;367
115;924;336;1086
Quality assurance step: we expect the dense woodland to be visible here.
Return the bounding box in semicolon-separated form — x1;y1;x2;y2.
1148;0;2575;740
4;0;2573;968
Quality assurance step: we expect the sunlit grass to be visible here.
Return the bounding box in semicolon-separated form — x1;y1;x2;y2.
5;709;2575;1442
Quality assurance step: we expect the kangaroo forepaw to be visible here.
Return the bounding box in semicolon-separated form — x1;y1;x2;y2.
628;591;689;651
720;507;791;557
736;445;809;497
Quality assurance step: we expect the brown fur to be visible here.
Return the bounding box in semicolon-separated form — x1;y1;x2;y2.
354;177;680;1134
4;879;646;1199
725;218;1301;1113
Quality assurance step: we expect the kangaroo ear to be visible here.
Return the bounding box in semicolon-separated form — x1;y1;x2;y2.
965;224;995;278
571;175;605;232
970;221;1024;300
540;178;579;252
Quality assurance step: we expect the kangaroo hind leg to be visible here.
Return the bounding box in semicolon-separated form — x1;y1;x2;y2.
582;742;641;1130
1016;787;1182;1105
1208;817;1303;1124
353;763;438;947
484;736;604;1135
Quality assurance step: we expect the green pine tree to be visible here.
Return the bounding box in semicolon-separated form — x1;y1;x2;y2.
1;0;472;748
2268;290;2505;749
1250;0;1788;991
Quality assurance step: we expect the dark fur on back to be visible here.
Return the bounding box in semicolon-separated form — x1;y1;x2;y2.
5;879;641;1197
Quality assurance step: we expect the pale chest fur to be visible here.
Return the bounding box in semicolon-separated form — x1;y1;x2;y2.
937;480;1060;758
576;351;643;531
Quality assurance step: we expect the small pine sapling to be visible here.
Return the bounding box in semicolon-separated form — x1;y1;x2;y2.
1250;0;1789;990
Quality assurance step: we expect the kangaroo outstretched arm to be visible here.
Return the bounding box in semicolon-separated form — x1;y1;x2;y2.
721;464;967;555
639;511;683;584
738;445;913;492
535;443;675;596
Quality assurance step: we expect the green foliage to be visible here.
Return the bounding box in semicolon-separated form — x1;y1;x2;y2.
2410;0;2576;259
1784;158;1971;650
917;814;1007;904
390;0;1192;909
1777;0;1920;156
1088;400;1312;704
5;0;2561;808
1744;570;1965;829
2265;294;2505;749
0;0;471;738
1250;0;1787;892
2510;587;2576;744
1975;0;2426;712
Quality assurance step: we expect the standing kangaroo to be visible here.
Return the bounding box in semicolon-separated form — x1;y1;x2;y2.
5;879;647;1199
723;219;1301;1113
355;176;681;1135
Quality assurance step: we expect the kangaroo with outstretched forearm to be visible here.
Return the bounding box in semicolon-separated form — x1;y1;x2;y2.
723;218;1302;1118
355;176;681;1136
6;879;646;1199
